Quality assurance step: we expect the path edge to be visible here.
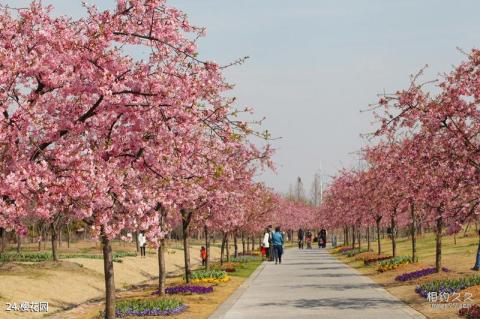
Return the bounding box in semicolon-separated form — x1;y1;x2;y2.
208;261;266;319
329;251;426;319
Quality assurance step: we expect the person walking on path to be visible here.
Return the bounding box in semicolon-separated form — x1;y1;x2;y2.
297;228;305;249
262;227;271;261
200;246;207;266
305;230;312;249
272;226;284;264
138;231;147;257
268;225;275;261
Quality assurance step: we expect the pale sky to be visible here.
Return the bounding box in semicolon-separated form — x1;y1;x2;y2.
3;0;480;193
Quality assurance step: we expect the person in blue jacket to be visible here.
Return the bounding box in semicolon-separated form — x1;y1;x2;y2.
272;226;284;264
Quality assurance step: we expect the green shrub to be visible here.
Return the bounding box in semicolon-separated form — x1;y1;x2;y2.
0;251;137;263
190;269;227;280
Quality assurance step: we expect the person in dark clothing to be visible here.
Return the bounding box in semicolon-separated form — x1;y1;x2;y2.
268;225;274;261
272;226;284;264
298;228;305;249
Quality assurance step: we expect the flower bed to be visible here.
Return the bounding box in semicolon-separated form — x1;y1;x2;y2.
153;285;213;295
114;298;186;317
416;276;480;298
190;269;230;284
224;268;236;273
229;256;261;263
364;255;392;265
210;262;241;271
395;267;449;282
239;252;260;256
0;251;136;263
345;248;370;257
338;246;353;253
377;256;412;272
459;304;480;319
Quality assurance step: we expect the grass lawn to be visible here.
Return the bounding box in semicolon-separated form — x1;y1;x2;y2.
331;229;480;319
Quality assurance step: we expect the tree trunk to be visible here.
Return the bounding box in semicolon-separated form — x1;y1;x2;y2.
67;224;71;249
376;217;382;255
16;234;21;253
157;238;166;296
351;225;356;250
233;233;238;258
246;236;250;253
51;223;59;261
101;226;116;319
58;225;62;247
473;231;480;270
411;203;417;263
251;236;255;252
181;210;192;283
226;236;230;262
0;228;5;254
367;226;371;251
204;225;210;270
391;212;397;258
134;231;139;252
435;213;443;272
346;227;350;245
241;233;246;255
464;221;471;237
220;233;226;265
357;227;361;249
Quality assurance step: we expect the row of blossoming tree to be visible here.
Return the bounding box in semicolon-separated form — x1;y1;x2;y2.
321;49;480;275
0;1;318;318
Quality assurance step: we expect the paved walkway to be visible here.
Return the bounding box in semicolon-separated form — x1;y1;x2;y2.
210;248;425;319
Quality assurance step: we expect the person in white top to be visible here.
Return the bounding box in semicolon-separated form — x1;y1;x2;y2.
262;226;272;260
138;231;147;257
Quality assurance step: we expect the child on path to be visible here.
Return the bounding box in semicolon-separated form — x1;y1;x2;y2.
201;246;207;266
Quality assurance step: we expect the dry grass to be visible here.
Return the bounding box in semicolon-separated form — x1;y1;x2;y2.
0;240;221;318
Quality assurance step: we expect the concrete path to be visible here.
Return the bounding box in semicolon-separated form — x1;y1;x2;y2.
210;248;426;319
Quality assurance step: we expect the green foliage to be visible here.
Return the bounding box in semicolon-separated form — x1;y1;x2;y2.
190;269;226;280
379;256;412;266
230;255;262;263
0;251;136;263
116;298;183;313
345;248;369;257
230;260;263;278
418;275;480;295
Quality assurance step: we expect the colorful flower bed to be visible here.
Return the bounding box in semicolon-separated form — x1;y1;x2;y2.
230;256;262;263
395;267;449;282
114;298;186;317
364;255;392;265
190;269;230;284
345;248;370;257
211;262;241;270
338;246;353;253
152;285;213;295
377;256;412;272
225;268;236;273
459;304;480;319
239;252;260;256
416;275;480;298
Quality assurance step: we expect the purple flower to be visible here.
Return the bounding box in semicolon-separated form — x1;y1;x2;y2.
395;267;449;282
115;304;187;317
152;285;214;295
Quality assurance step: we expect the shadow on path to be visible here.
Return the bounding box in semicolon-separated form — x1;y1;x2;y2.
259;297;404;310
